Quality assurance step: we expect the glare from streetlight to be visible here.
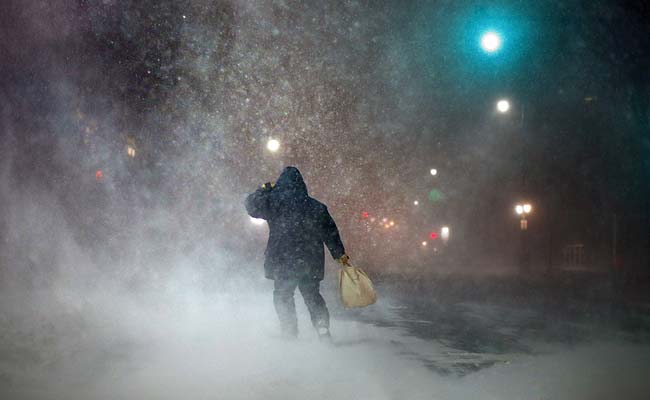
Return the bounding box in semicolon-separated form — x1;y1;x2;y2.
497;99;510;113
421;241;428;247
250;216;266;225
430;168;438;176
126;145;136;158
413;200;419;206
481;31;502;53
515;203;532;215
266;138;280;152
441;226;450;241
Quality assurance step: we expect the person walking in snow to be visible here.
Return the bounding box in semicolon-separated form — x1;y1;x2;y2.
245;166;349;340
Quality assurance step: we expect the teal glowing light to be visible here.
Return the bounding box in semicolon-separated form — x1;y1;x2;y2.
480;31;501;53
428;188;444;203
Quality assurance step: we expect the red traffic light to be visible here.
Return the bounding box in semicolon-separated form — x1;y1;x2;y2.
95;170;104;181
361;211;369;218
429;232;438;240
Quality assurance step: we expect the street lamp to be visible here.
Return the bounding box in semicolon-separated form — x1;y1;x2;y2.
514;203;532;271
126;137;137;158
514;203;532;229
441;226;450;242
413;200;419;206
480;31;502;53
497;99;510;113
126;145;136;158
266;138;280;152
515;203;532;216
430;168;438;176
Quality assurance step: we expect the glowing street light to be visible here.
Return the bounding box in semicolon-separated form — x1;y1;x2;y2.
514;203;532;230
126;137;137;158
430;168;438;176
126;145;136;158
497;99;511;113
481;31;502;53
441;226;450;242
266;138;280;152
250;216;266;226
515;203;532;216
421;241;428;247
514;203;533;270
413;200;419;206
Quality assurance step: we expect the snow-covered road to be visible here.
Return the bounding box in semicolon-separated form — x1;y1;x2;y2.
2;276;650;400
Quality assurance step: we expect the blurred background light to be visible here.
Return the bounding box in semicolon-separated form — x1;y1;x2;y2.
441;226;450;241
497;99;510;113
480;31;502;53
266;138;280;152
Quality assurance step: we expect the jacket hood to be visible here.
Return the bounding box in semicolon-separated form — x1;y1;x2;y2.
276;166;308;196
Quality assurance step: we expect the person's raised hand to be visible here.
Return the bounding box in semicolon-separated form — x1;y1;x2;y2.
261;182;275;191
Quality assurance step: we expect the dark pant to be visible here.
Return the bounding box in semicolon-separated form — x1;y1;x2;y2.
273;277;329;337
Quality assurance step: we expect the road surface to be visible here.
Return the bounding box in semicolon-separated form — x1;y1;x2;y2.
1;273;650;399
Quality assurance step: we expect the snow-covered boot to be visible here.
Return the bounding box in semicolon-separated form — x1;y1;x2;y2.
317;327;332;343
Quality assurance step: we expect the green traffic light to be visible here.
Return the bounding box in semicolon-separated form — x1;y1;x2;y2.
428;188;444;203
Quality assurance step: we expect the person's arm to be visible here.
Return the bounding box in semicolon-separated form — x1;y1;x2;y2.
245;183;273;219
321;206;346;261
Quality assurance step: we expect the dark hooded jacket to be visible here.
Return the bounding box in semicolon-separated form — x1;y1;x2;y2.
245;167;345;280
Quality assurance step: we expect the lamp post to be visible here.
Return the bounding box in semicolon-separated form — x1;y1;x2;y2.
495;98;527;188
515;203;532;229
515;203;532;272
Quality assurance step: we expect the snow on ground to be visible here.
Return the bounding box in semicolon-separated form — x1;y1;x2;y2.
1;277;650;400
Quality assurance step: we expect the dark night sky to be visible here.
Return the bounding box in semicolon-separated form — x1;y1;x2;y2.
1;0;649;270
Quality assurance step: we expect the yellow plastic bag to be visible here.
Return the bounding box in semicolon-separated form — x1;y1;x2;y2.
338;264;377;308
